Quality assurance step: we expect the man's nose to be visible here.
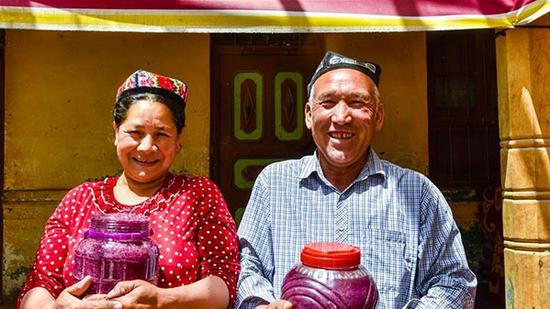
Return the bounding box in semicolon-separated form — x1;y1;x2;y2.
332;101;352;124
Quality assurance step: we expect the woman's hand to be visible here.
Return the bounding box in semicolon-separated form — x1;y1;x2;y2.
256;300;293;309
51;276;122;309
105;276;229;309
107;280;165;309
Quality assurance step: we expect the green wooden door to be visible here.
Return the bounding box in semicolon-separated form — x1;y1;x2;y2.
211;34;323;222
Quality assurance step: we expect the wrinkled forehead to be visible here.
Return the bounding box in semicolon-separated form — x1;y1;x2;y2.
311;69;378;97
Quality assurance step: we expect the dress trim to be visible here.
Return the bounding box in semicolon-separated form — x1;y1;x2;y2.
90;174;184;215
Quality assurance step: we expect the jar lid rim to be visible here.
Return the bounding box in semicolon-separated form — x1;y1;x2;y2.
300;242;361;270
91;213;150;232
83;228;151;240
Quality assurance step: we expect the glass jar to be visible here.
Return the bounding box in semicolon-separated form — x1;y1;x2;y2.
281;242;378;309
72;213;159;294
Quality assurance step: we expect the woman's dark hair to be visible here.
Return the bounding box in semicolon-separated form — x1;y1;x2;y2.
113;90;186;134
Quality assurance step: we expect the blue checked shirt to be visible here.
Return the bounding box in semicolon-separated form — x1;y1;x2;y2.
236;149;477;308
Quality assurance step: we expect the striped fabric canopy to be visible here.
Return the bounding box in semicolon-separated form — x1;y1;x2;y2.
0;0;549;32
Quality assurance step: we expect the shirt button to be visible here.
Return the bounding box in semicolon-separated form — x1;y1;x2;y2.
337;227;345;232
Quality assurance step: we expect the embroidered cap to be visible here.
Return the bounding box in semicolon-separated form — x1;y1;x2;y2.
307;51;381;96
116;69;188;105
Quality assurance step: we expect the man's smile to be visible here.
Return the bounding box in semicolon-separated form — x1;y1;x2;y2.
328;131;354;139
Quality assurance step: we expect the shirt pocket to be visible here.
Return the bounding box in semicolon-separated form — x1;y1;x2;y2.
361;228;413;305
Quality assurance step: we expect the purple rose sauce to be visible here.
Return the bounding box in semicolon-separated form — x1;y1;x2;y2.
281;242;378;309
72;213;159;295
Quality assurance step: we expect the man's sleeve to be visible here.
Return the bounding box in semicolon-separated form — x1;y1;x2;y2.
235;170;277;308
406;180;477;309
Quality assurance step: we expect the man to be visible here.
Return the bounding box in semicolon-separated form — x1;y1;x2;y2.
236;51;477;308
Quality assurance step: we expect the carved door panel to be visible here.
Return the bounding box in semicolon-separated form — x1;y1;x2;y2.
211;34;323;221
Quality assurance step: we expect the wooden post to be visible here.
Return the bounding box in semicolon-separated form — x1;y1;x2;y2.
496;17;550;308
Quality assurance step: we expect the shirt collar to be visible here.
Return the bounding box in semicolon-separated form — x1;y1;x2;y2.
299;148;386;183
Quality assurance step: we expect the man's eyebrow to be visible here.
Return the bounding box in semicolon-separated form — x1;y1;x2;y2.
350;92;372;100
313;91;374;102
315;91;336;100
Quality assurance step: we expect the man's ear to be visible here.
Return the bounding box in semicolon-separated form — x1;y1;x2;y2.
112;121;119;146
305;102;313;130
375;103;384;131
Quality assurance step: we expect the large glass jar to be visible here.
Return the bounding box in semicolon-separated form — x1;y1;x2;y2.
281;242;378;309
72;213;159;295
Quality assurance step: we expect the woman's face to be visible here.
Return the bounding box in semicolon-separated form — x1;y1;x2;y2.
114;99;181;184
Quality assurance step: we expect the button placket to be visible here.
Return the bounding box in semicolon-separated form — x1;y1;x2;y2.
335;196;348;243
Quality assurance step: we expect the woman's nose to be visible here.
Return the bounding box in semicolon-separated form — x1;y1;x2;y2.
332;101;352;124
137;135;156;152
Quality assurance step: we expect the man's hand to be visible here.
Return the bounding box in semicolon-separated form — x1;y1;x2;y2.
52;276;122;309
107;280;163;309
256;300;293;309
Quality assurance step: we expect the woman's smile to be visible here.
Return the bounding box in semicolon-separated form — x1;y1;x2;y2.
132;157;160;166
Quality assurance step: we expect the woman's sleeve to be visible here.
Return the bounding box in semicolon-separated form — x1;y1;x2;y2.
16;185;85;308
194;177;240;308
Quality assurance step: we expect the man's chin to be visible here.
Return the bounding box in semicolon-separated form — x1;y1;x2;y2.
325;158;355;168
324;154;367;169
325;152;352;163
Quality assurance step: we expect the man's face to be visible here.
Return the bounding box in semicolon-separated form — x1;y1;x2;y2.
305;68;384;172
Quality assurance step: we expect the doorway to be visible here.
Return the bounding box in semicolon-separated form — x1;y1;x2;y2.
210;34;324;222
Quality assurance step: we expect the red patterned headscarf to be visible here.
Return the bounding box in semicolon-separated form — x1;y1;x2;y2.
116;69;188;105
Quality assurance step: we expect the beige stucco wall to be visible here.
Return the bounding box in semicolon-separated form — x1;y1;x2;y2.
326;32;429;174
3;30;210;298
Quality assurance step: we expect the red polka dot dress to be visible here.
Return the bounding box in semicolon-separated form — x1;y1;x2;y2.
17;174;240;308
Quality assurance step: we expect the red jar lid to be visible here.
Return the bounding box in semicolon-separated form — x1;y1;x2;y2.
300;242;361;270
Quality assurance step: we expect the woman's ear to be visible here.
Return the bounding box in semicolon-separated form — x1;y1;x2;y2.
177;133;183;153
112;121;119;146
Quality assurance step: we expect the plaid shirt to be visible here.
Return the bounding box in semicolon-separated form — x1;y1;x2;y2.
236;149;476;308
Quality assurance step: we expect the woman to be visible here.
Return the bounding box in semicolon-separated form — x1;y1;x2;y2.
18;70;240;309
